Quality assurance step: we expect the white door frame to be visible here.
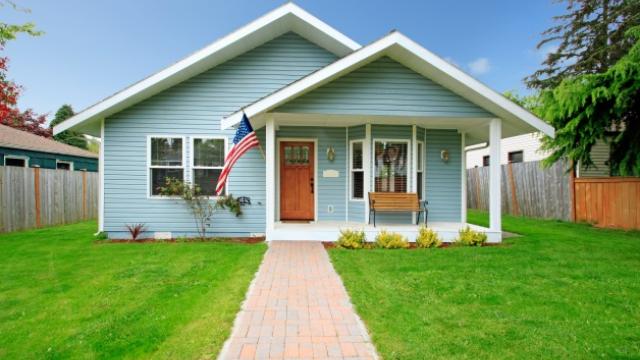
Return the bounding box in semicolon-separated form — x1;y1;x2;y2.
275;137;319;223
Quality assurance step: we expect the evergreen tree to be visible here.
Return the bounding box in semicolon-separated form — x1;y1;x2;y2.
526;0;640;89
50;104;87;149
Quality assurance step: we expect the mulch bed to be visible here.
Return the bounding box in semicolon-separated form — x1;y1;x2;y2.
97;236;265;244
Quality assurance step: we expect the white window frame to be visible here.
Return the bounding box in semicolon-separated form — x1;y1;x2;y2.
4;155;29;167
147;135;186;199
416;140;425;200
349;139;364;201
191;136;228;197
56;160;74;171
373;138;411;193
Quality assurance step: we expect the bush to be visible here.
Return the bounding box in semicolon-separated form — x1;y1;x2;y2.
455;226;487;247
416;225;441;248
336;229;366;249
375;230;409;249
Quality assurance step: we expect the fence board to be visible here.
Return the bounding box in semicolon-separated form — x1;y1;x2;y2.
467;160;572;221
0;167;98;232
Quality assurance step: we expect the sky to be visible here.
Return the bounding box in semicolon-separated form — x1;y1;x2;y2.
3;0;564;120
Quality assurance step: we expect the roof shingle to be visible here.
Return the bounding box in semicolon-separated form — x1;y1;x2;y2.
0;124;98;158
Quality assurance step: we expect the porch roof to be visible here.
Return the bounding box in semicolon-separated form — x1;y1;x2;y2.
222;32;554;144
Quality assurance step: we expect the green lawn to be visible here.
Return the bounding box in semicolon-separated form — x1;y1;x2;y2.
0;221;266;359
329;210;640;359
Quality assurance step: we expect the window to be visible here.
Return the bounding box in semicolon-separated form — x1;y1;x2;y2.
483;155;490;167
416;141;424;200
374;140;408;193
350;140;364;200
56;160;73;171
4;156;27;167
508;150;523;163
149;136;184;196
192;137;226;196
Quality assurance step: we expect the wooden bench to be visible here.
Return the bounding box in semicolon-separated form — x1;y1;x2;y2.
368;192;428;227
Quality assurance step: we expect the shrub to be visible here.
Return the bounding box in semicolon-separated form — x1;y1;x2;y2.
416;225;441;248
375;230;409;249
94;231;108;241
126;223;147;241
455;226;487;247
336;229;366;249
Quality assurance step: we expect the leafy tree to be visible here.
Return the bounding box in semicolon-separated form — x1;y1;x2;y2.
526;0;640;89
50;104;87;149
0;1;48;136
539;27;640;176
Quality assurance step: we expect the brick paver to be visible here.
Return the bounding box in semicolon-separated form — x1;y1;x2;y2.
219;241;378;360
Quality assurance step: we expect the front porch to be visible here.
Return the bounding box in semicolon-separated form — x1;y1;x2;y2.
272;221;501;242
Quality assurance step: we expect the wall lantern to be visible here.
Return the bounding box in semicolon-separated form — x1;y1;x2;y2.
326;146;336;162
440;149;450;163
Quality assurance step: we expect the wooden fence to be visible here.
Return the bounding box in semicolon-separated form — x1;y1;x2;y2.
467;160;572;221
574;177;640;230
0;167;98;232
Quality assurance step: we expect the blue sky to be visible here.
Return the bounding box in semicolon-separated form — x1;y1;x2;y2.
4;0;563;119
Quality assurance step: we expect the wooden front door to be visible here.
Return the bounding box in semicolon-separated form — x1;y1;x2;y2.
280;141;315;221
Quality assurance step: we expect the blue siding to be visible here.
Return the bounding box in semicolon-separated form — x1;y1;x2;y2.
276;126;347;222
277;57;493;118
425;129;461;222
347;125;365;222
103;33;337;237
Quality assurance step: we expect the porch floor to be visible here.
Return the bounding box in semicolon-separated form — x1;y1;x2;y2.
271;221;500;243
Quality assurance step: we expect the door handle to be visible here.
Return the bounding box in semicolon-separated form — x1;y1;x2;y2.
310;179;314;194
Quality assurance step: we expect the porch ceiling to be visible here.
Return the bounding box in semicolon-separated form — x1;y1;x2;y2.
251;112;524;146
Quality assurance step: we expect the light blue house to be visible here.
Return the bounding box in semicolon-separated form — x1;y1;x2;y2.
54;4;553;242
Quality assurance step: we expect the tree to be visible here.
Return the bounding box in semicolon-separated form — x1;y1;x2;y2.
539;27;640;176
50;104;87;149
526;0;640;89
0;1;48;136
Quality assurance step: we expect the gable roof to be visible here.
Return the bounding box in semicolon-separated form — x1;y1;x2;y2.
221;31;554;140
53;3;360;137
0;124;98;159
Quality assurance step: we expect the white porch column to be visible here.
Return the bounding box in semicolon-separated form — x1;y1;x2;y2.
364;123;372;223
461;132;467;224
411;125;418;223
265;118;276;238
489;118;502;232
98;118;105;232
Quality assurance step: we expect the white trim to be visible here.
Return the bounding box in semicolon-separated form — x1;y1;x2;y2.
190;136;228;197
265;119;276;237
348;139;365;201
363;124;371;223
276;137;318;223
53;3;360;136
221;32;554;139
55;160;74;171
489;119;502;234
99;119;104;232
416;140;425;200
411;125;417;223
345;127;349;221
460;132;467;223
146;135;187;199
3;155;29;167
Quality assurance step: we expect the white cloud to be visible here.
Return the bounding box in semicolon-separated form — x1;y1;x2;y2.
468;57;491;75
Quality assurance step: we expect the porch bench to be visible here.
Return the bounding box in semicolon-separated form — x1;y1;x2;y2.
368;192;428;227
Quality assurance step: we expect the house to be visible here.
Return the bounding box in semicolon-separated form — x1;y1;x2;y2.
53;3;554;242
0;124;98;171
466;131;613;178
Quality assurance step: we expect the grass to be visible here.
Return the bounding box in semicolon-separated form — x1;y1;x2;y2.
0;221;266;359
329;210;640;359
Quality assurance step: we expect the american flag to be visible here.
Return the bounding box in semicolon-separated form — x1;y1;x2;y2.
215;114;260;195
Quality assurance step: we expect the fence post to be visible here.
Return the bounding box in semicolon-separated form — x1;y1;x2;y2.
507;162;520;216
34;167;41;228
570;162;576;222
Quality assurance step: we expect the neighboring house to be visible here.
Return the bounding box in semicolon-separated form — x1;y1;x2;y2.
54;3;553;242
0;124;98;171
466;131;614;177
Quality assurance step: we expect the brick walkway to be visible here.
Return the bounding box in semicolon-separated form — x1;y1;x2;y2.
219;241;378;360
